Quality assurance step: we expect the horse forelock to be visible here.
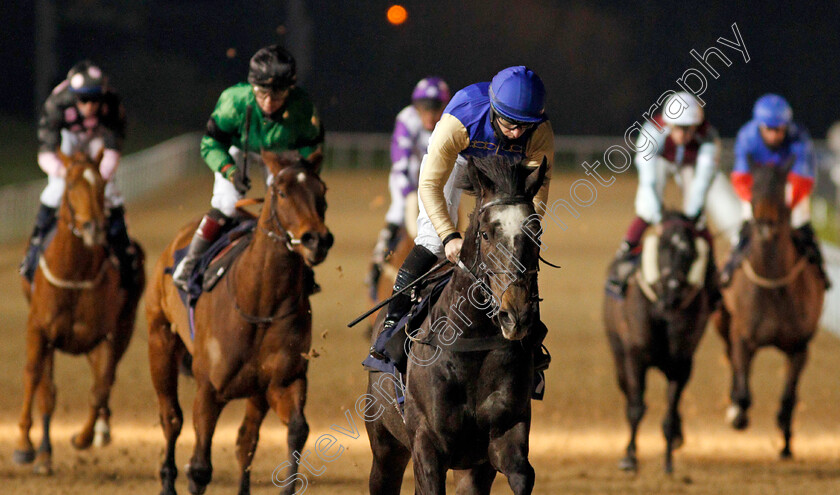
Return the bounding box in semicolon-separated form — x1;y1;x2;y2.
751;164;788;211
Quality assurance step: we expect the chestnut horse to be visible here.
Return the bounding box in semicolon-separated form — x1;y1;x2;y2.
15;151;145;475
714;160;825;458
146;152;332;495
604;212;716;473
366;155;547;495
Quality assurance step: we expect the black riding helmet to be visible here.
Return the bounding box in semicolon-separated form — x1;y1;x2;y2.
247;45;296;89
67;60;106;97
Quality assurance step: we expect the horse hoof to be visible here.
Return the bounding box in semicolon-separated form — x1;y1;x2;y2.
33;461;53;476
726;405;749;430
780;447;793;460
93;417;111;447
664;463;674;475
13;449;35;465
71;433;92;450
672;434;684;450
618;456;638;472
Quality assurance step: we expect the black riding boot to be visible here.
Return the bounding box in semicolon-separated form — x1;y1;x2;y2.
172;208;228;291
605;241;642;297
370;245;438;371
20;204;57;282
365;223;401;301
793;223;831;289
720;222;750;288
106;206;139;290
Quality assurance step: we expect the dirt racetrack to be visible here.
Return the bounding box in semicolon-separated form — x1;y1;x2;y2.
1;169;839;494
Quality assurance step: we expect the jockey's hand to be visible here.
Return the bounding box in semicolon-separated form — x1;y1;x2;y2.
444;237;463;264
230;166;251;195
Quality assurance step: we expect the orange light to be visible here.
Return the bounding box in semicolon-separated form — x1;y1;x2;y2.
387;5;408;25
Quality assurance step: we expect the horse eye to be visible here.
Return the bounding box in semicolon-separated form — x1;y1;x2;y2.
278;190;287;198
481;231;489;241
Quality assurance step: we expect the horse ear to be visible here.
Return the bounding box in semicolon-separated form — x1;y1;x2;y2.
782;154;796;175
471;157;495;194
93;148;105;167
525;156;548;198
261;149;295;176
303;150;324;174
57;150;71;169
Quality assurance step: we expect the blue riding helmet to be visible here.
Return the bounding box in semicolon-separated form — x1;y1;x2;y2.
489;66;545;123
753;94;793;128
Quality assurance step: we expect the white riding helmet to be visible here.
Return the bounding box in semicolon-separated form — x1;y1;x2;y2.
662;91;704;127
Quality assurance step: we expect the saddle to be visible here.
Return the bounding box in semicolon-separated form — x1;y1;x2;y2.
166;219;257;331
363;270;454;375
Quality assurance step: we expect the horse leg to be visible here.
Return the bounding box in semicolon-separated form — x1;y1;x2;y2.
187;381;224;495
488;421;534;495
366;413;410;495
454;462;497;495
778;347;808;459
267;377;310;495
725;337;754;430
235;395;269;495
619;351;646;472
15;324;47;465
33;350;56;475
412;427;448;495
72;340;116;449
148;316;184;495
662;361;691;474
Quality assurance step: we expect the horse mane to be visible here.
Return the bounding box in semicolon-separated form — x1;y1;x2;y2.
455;155;530;197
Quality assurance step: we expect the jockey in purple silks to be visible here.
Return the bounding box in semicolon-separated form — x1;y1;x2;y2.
365;77;451;300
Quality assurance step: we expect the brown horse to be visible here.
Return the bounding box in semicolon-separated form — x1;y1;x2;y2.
604;212;716;473
714;160;825;458
146;152;332;495
14;151;145;475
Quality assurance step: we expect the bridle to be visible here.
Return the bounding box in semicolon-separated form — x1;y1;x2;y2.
230;166;326;323
456;196;540;304
260;166;324;251
61;170;105;241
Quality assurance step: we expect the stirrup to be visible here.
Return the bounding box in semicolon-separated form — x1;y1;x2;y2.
172;257;197;291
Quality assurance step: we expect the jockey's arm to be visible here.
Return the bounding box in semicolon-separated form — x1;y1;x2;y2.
99;94;127;181
200;87;242;179
788;130;815;207
418;114;469;242
36;93;65;177
684;135;720;219
386;113;418;226
633;121;668;223
731;126;754;202
524;121;555;214
294;102;325;165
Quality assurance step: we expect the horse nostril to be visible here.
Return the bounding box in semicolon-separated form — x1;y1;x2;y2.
301;232;317;248
498;310;514;326
322;231;334;249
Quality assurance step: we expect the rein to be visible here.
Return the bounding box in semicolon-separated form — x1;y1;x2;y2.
742;257;808;289
261;174;304;251
414;195;539;352
225;259;300;324
634;270;702;310
227;168;317;323
38;254;111;290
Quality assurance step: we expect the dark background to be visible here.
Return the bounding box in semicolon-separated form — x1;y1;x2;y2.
2;1;839;142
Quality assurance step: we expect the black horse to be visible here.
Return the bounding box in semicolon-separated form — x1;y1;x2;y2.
365;155;547;494
604;212;716;473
